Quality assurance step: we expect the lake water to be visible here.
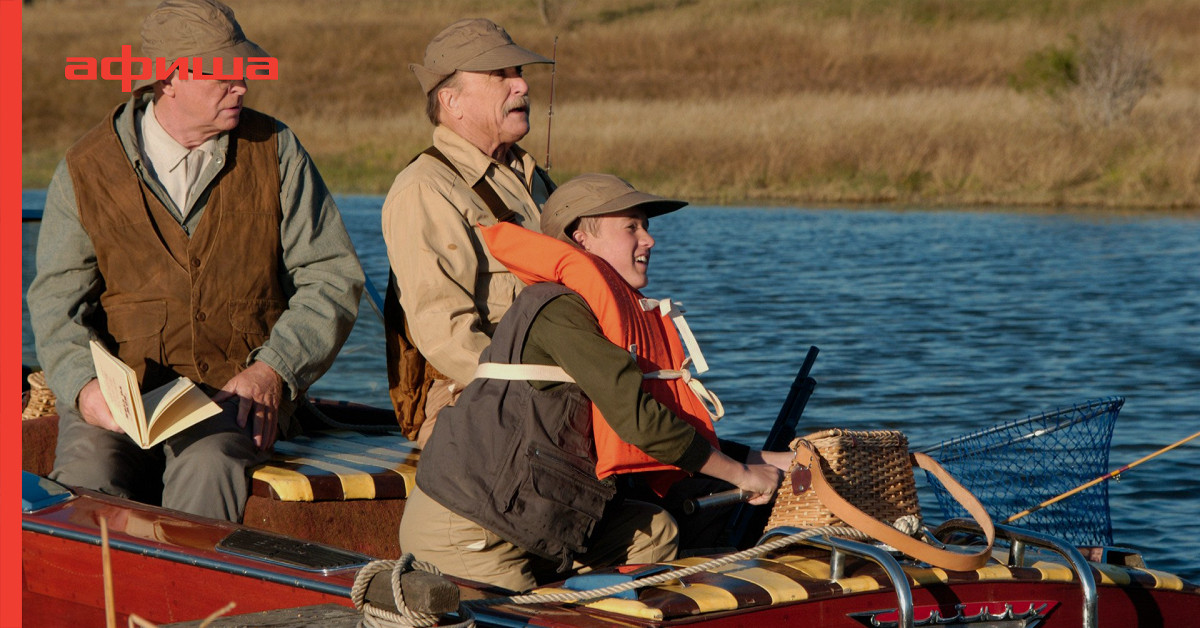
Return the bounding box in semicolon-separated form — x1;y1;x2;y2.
20;191;1199;580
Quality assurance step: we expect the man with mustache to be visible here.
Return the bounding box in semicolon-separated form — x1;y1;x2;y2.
382;18;556;447
27;0;363;522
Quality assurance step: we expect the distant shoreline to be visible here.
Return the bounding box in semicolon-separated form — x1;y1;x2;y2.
21;187;1198;217
21;0;1200;209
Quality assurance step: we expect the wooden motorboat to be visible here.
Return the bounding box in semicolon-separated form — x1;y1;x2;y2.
20;394;1200;628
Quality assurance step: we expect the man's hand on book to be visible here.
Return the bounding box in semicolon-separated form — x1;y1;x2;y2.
78;378;126;434
212;361;282;452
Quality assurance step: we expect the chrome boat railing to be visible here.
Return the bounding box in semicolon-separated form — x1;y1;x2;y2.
934;519;1098;628
759;526;915;628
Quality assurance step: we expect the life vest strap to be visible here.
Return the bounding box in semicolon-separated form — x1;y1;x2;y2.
639;298;709;374
474;294;725;423
473;363;724;422
644;367;725;423
474;362;575;383
634;297;722;421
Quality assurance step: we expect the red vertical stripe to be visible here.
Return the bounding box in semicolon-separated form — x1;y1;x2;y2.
2;0;25;626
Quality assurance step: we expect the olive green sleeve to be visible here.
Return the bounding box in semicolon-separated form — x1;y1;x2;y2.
522;293;712;472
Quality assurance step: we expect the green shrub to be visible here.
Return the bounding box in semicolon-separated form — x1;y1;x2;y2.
1010;42;1080;95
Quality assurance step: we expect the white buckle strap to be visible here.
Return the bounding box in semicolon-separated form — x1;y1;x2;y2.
637;296;721;421
643;367;725;423
473;296;722;422
640;298;709;374
473;362;575;383
474;362;724;422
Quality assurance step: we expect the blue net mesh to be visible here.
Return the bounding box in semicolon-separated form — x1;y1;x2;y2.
921;397;1122;547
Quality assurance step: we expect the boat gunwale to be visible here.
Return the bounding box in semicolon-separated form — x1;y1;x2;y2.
21;484;361;598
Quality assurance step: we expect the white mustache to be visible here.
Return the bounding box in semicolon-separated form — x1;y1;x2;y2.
503;96;531;114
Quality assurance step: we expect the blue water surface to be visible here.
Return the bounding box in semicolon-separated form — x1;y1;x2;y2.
21;191;1199;579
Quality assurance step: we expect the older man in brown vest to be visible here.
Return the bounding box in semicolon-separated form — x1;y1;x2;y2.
27;0;363;522
381;18;555;447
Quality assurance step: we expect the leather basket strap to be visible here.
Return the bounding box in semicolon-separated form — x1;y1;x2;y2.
795;442;996;572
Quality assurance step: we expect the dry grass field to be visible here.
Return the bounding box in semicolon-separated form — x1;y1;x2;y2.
21;0;1200;208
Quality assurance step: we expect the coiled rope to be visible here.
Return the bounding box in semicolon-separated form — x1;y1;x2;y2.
351;555;475;628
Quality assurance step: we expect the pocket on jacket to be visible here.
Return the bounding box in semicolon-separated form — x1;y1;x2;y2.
527;446;615;517
523;446;614;551
103;299;167;365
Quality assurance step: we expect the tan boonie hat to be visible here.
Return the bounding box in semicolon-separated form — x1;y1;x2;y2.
541;174;687;244
136;0;271;89
410;18;552;94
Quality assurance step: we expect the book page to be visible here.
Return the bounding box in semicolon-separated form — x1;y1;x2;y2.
141;377;197;422
142;379;222;446
89;340;147;445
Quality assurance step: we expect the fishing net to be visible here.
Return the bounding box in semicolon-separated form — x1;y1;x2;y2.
921;397;1123;547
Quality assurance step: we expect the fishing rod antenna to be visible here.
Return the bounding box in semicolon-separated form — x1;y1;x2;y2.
544;35;558;171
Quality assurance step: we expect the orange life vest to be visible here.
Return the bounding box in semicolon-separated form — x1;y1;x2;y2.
481;222;720;488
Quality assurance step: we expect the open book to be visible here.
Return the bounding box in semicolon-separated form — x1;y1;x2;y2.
89;340;222;449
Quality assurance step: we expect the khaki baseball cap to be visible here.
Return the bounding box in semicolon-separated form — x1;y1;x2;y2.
541;174;687;244
136;0;271;89
410;18;553;94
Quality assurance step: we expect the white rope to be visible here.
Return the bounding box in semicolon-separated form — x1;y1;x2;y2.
351;554;475;628
466;516;922;609
643;365;725;422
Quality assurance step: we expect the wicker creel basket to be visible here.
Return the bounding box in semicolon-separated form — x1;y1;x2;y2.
763;428;997;573
765;428;922;534
22;370;57;420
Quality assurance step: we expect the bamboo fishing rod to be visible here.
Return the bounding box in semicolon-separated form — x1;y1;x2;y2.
1005;428;1200;524
544;36;558;171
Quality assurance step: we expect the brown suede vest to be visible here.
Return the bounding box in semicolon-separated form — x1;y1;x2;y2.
67;103;284;392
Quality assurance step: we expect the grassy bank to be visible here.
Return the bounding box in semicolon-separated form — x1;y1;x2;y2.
21;0;1200;208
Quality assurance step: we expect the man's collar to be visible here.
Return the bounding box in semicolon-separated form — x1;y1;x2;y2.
142;100;191;171
120;90;230;178
433;125;535;186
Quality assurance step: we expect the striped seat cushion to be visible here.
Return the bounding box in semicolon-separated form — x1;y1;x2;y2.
531;554;1200;621
250;430;419;502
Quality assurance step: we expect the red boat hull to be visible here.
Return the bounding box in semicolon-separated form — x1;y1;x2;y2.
475;580;1200;627
24;532;355;626
21;486;358;627
22;480;1200;628
20;405;1200;628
